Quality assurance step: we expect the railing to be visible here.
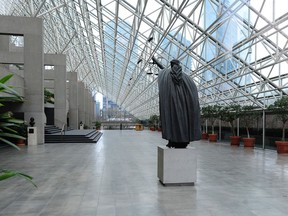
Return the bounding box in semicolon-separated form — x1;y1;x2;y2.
61;124;66;135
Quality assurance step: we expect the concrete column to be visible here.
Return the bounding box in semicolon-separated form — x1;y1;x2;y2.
23;32;44;144
90;94;94;127
91;96;95;125
87;91;91;127
0;16;45;144
89;91;93;127
23;21;44;144
78;81;85;128
88;91;92;127
0;35;11;73
44;54;67;129
0;35;9;51
54;61;67;129
67;72;78;129
93;99;96;121
84;88;89;127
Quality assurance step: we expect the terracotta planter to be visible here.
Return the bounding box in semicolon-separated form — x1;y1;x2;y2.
230;136;241;146
201;133;208;140
208;134;217;142
275;141;288;154
243;137;255;148
17;139;26;146
150;127;155;131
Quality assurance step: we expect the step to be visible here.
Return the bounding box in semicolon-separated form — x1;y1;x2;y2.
45;125;62;134
45;131;102;144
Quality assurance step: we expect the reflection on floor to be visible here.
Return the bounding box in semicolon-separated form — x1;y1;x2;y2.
0;130;288;216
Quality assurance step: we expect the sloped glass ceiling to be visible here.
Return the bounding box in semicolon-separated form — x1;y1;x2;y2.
1;0;288;119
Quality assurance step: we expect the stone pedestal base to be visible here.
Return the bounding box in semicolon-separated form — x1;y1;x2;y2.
157;146;197;185
27;127;37;146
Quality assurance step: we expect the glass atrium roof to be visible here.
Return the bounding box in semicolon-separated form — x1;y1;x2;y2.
1;0;288;119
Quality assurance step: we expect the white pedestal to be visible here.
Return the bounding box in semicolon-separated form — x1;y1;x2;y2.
80;125;84;130
157;146;197;185
27;127;37;146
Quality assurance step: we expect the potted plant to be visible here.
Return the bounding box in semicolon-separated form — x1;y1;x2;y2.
16;122;28;146
0;74;36;187
240;105;259;147
202;105;221;142
149;114;159;131
95;121;101;130
268;96;288;153
200;112;208;140
220;104;241;146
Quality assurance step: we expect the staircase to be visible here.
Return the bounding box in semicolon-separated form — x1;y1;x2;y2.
45;125;62;134
45;129;102;143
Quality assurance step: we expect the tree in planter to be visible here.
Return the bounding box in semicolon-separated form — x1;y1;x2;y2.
220;104;241;145
240;105;260;147
200;111;208;139
15;121;28;146
268;96;288;153
149;114;159;131
94;121;101;130
0;74;36;187
201;105;221;142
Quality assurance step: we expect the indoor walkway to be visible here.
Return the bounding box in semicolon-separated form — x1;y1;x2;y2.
0;130;288;216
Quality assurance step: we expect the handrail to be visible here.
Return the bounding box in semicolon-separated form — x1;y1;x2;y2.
61;123;66;135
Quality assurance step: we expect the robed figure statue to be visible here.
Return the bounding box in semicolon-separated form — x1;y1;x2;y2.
158;59;201;148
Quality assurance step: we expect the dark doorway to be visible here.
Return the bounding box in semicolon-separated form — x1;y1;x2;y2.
45;107;54;125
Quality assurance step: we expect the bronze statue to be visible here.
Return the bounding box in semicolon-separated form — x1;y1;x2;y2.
158;59;201;148
29;117;35;127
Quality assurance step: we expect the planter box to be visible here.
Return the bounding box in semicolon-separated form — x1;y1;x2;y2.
275;141;288;154
230;136;241;146
201;133;208;140
157;146;197;185
208;134;217;142
243;137;255;148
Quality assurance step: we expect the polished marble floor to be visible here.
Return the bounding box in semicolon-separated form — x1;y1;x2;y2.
0;130;288;216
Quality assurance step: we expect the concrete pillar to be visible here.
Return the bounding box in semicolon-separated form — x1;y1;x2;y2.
89;91;93;127
93;99;96;121
23;29;44;144
54;59;67;129
0;35;9;51
0;35;11;73
78;81;85;128
44;54;67;129
87;91;93;127
0;16;45;144
84;88;89;127
89;93;94;127
91;96;95;125
86;91;90;127
67;72;78;129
